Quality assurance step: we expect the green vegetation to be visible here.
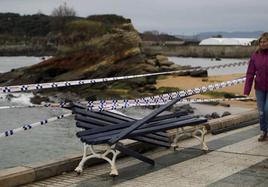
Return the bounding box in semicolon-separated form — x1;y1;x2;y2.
87;14;131;25
0;13;51;37
140;30;183;41
0;13;52;45
202;91;236;98
201;78;208;82
156;87;181;94
66;20;105;35
0;11;131;55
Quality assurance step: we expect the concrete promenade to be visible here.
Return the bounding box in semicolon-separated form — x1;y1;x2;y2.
23;124;268;187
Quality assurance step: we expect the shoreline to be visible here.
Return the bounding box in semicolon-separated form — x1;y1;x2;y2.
155;73;256;109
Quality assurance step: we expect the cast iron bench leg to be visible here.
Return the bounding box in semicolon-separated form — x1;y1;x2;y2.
192;126;208;151
171;125;209;151
171;127;186;150
75;143;120;176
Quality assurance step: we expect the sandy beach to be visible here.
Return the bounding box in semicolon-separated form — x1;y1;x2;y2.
155;73;256;109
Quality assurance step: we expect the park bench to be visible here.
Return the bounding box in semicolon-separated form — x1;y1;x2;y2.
72;96;208;176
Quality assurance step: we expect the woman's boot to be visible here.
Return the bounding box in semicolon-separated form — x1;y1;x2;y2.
258;131;267;142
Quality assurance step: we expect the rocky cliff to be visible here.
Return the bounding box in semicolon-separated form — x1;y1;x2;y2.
0;15;197;102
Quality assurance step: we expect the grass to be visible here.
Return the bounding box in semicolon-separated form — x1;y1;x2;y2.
155;86;181;94
202;91;236;98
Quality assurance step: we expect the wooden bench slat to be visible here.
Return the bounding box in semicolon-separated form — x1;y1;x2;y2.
142;133;170;142
72;103;135;121
76;115;194;137
74;107;187;124
99;111;136;121
140;115;193;129
74;108;126;124
108;96;182;145
152;132;169;138
75;114;115;126
133;136;170;148
126;117;207;137
76;121;104;129
148;111;188;122
73;104;188;129
82;118;207;144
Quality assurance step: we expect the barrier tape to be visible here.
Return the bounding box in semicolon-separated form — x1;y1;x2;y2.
0;113;73;138
0;76;246;138
123;97;255;107
0;96;254;110
0;76;247;112
0;102;68;110
0;61;247;93
83;77;246;111
0;96;252;138
0;104;66;109
0;105;30;109
0;97;252;138
177;97;255;103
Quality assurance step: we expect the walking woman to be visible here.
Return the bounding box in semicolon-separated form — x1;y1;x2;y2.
244;32;268;141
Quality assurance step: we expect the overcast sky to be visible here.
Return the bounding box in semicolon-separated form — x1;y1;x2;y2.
0;0;267;35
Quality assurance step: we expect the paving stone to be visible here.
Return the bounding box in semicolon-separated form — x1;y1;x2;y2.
218;136;261;153
222;174;266;186
209;181;240;187
255;179;268;187
24;125;268;187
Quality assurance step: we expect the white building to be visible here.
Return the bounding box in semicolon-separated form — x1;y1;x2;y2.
199;38;256;46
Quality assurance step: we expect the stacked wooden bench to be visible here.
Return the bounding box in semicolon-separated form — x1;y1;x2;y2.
72;96;208;176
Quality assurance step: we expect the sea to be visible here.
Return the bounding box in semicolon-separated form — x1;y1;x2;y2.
169;57;248;76
0;56;249;170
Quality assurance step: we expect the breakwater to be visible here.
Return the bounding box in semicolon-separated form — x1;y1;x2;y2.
143;45;255;58
0;44;255;58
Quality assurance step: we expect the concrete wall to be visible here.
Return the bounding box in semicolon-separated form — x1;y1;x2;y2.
143;45;256;58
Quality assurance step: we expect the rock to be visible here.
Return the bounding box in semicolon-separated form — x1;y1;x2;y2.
123;47;141;57
143;64;159;73
158;60;174;66
159;65;174;71
190;70;208;77
171;104;194;114
30;95;50;104
202;101;220;106
155;55;172;66
155;55;168;62
221;111;231;117
219;102;230;107
144;85;156;91
211;112;220;119
169;64;182;70
181;65;192;70
204;114;212;120
146;59;156;66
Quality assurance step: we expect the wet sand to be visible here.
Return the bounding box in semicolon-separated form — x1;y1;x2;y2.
155;73;256;109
